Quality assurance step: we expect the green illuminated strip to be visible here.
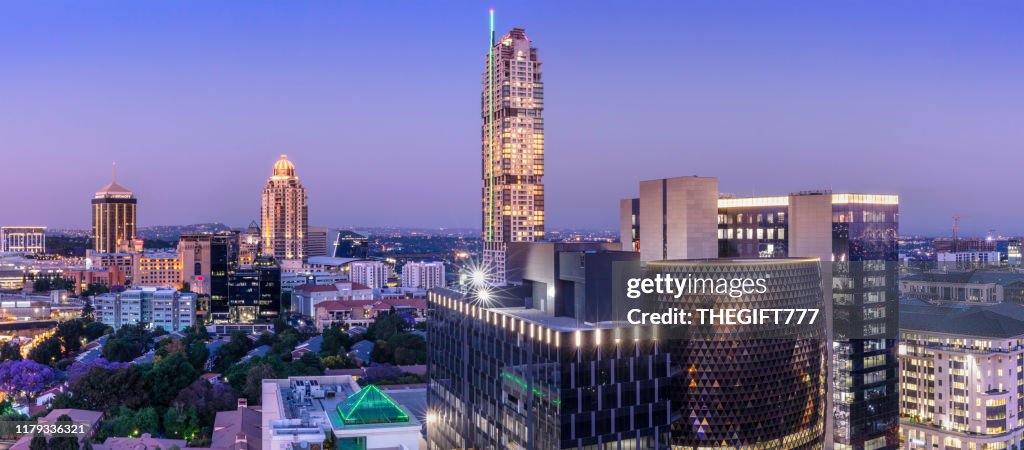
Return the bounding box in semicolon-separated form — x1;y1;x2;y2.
501;372;561;407
486;9;495;241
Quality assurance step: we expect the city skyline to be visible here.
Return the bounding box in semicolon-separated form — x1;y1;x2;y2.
2;1;1021;235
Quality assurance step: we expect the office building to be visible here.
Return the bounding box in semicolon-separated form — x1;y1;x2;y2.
481;18;545;285
621;179;900;449
178;232;236;312
86;251;135;285
91;168;137;253
133;251;182;288
400;261;445;290
349;260;390;289
1;226;46;254
306;226;334;258
225;256;281;323
899;301;1024;449
94;286;196;331
934;237;997;253
1008;239;1022;268
331;230;369;258
900;270;1024;305
262;376;421;450
261;154;308;261
238;220;262;266
427;245;827;449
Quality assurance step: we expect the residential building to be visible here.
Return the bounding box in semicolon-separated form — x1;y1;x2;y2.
899;301;1024;449
349;260;391;289
94;286;196;331
261;376;421;450
400;261;445;290
0;226;46;254
316;297;426;330
291;284;341;317
91;168;137;253
481;20;545;285
261;154;308;261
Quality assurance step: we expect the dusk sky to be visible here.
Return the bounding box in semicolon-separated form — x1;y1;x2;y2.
2;1;1021;236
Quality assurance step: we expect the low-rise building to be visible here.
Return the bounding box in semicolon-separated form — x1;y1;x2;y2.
0;226;46;254
900;270;1024;305
261;375;421;450
94;286;196;331
900;301;1024;449
937;250;1002;270
133;251;182;288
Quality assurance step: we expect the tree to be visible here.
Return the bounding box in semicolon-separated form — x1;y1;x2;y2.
0;341;22;362
322;354;357;370
186;341;209;371
320;325;352;357
67;357;128;384
81;283;109;298
81;297;95;318
84;322;110;341
173;380;238;424
70;366;149;410
388;333;426;365
48;414;79;450
102;323;152;362
145;353;200;407
366;313;406;342
29;434;47;450
0;360;57;404
27;336;62;365
243;363;277;404
289;352;324;376
213;332;252;372
370;339;393;364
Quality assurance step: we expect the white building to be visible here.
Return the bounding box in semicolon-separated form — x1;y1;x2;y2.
94;287;196;331
261;375;421;450
1;227;46;254
900;301;1024;449
281;270;345;292
349;260;391;289
937;250;1001;270
400;261;445;290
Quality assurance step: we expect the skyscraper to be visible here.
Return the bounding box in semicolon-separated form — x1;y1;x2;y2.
91;164;137;253
481;11;545;285
261;154;308;261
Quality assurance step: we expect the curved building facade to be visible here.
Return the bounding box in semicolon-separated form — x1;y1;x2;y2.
645;258;827;450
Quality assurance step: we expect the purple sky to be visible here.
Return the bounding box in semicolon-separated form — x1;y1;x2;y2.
2;1;1021;236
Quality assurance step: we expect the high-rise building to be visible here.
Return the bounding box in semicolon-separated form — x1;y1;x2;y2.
261;154;308;261
621;180;901;449
349;260;390;290
226;256;281;323
400;261;445;290
306;226;334;258
178;232;237;300
899;301;1024;449
0;226;46;254
94;286;196;332
91;166;137;253
427;243;827;449
481;14;545;285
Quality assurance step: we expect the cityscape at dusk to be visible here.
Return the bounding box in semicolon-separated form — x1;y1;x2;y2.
1;2;1023;450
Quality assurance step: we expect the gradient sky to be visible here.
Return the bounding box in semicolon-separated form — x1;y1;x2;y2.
2;1;1021;236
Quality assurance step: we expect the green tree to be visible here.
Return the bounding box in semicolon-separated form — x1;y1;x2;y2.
366;313;406;342
370;339;393;364
84;322;110;341
29;434;47;450
243;363;277;404
145;352;200;407
28;336;63;365
70;366;149;410
0;341;22;362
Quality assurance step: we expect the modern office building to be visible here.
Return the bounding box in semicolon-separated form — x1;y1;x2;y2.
899;301;1024;449
621;178;901;450
133;252;182;288
481;18;546;285
305;226;335;258
936;250;1001;270
261;376;421;450
427;244;827;449
94;287;196;331
91;168;137;253
178;232;236;309
400;261;445;290
225;256;281;323
349;260;391;289
261;154;308;261
1;227;46;254
331;230;369;258
86;251;135;285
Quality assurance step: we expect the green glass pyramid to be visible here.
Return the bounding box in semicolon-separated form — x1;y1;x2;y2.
337;385;410;425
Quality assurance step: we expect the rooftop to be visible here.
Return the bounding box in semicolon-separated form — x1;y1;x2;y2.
903;270;1024;287
901;300;1024;338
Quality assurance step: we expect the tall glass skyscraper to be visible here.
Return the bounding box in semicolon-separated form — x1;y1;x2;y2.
261;154;308;261
482;13;545;285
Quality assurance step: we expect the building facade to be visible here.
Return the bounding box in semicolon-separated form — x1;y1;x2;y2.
400;261;445;290
261;154;308;261
94;287;196;331
1;227;46;254
349;260;391;290
481;20;545;285
621;179;901;450
91;171;137;253
900;271;1024;305
225;256;281;323
899;301;1024;450
133;252;182;288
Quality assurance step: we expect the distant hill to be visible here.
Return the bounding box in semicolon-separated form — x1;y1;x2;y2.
136;223;234;241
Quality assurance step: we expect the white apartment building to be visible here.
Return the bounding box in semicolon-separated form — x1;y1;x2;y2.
94;287;196;331
900;301;1024;449
400;261;445;290
348;260;391;289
